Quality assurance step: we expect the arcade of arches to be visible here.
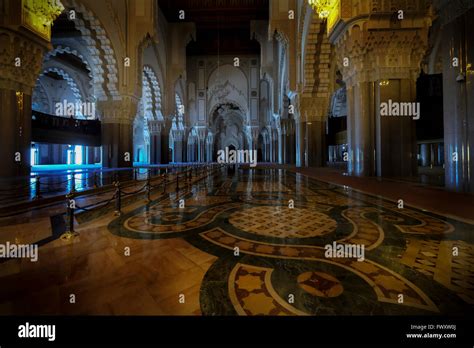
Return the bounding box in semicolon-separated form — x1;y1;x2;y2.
0;0;471;193
0;0;473;316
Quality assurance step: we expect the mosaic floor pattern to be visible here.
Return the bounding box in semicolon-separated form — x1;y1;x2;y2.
107;168;474;316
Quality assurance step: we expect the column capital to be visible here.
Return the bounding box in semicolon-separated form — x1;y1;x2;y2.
148;120;164;135
335;28;431;87
331;3;433;87
300;96;329;122
97;96;139;125
0;29;48;93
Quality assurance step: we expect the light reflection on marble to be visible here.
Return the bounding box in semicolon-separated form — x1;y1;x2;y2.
0;167;472;316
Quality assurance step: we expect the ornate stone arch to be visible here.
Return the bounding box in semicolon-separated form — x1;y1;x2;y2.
60;0;120;100
143;65;163;120
40;67;83;101
32;79;52;114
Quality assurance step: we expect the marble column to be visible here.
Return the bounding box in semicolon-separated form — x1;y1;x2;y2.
0;30;49;177
161;129;170;164
441;8;474;192
149;120;163;164
281;127;287;164
174;134;183;163
331;2;431;178
98;98;137;168
420;143;431;167
295;121;305;167
307;120;326;167
376;79;418;177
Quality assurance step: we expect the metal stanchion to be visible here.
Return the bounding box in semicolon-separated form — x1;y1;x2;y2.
35;176;41;200
93;172;99;188
146;169;151;202
61;192;76;240
114;181;122;216
71;174;76;193
163;171;167;194
134;168;138;181
176;167;179;192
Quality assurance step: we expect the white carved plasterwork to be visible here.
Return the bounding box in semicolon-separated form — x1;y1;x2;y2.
61;0;120;100
45;45;93;79
142;65;163;121
40;66;84;102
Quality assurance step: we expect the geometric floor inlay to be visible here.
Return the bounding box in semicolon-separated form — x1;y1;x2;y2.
105;168;474;315
229;206;337;238
2;168;470;316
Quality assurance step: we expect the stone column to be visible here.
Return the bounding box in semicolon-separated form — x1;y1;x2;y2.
307;120;326;167
295;121;304;167
420;143;431;167
440;6;474;192
174;131;183;163
0;0;63;178
98;97;138;168
148;120;163;164
299;97;329;168
0;29;50;178
332;13;431;177
160;117;171;164
376;79;418;177
281;125;287;164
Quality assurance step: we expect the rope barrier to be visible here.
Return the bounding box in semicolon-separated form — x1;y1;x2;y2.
0;165;224;219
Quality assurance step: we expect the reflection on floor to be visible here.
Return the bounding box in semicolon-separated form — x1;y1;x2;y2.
0;168;473;315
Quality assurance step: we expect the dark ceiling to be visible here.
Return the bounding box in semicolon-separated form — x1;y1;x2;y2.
158;0;268;55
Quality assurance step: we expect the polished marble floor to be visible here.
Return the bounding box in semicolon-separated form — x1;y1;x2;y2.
0;168;473;315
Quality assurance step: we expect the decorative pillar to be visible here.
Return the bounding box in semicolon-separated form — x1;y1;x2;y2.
0;0;63;177
439;4;474;192
332;7;432;177
98;97;138;168
295;120;304;167
148;120;163;164
174;131;184;163
300;97;329;168
420;143;431;167
160;118;171;164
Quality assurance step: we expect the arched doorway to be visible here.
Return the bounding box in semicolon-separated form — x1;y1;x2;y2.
210;103;247;158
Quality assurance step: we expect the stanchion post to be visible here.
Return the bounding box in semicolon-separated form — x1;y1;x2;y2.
114;181;122;216
61;192;76;240
146;169;151;202
35;176;41;200
176;167;179;192
71;174;76;193
93;172;99;188
67;194;74;233
163;171;167;194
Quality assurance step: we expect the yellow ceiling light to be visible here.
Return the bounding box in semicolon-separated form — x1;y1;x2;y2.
308;0;334;19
